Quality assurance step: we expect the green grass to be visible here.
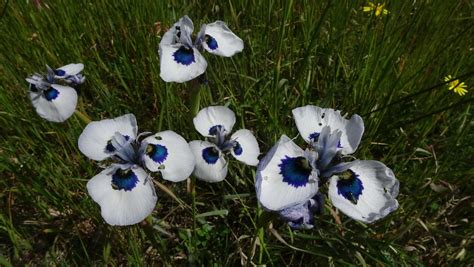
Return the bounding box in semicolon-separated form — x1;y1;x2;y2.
1;0;473;265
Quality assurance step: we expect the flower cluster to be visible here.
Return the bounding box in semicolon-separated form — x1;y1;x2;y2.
78;114;195;225
159;16;243;83
26;63;85;122
24;16;402;230
256;105;399;229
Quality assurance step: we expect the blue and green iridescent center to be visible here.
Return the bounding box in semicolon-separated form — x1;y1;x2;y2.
336;169;364;204
279;156;312;188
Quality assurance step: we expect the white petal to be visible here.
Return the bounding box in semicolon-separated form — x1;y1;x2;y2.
292;105;364;154
230;129;259;166
29;84;77;123
256;135;319;211
193;106;236;137
141;131;196;182
78;114;138;161
159;44;207;83
189;140;228;182
55;63;84;77
202;21;244;57
87;166;157;226
160;15;194;47
328;160;399;223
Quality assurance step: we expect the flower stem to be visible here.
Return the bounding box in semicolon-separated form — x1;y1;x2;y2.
190;82;202;118
74;110;91;124
189;74;208;118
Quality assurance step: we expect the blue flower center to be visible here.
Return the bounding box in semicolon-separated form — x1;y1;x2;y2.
309;132;320;142
54;69;66;76
205;34;218;50
233;142;243;155
146;144;168;164
173;46;195;65
43;88;59;101
111;168;139;191
279;156;312;188
337;170;364;204
202;146;220;164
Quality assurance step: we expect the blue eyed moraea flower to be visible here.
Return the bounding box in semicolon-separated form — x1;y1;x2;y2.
78;114;195;226
159;16;244;83
189;106;259;182
26;63;85;122
256;105;399;228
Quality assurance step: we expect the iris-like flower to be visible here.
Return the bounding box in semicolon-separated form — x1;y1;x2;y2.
444;75;468;96
26;63;85;122
362;2;389;17
78;114;195;225
159;15;244;83
189;106;259;182
256;105;399;228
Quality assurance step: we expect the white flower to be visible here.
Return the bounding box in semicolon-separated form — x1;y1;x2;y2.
78;114;195;225
26;63;85;122
293;105;399;223
159;16;244;83
190;106;259;182
255;105;399;227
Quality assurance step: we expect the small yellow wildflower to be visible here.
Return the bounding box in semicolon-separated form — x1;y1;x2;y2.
444;75;468;96
363;2;389;17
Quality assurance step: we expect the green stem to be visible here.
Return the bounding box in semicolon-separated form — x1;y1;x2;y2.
74;110;91;124
190;80;202;118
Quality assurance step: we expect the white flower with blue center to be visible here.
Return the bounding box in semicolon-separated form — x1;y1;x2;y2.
189;106;259;182
78;114;195;226
293;105;399;223
256;105;399;228
26;64;85;122
159;15;244;83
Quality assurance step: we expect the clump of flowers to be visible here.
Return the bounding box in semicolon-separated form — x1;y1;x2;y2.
158;15;244;83
444;75;468;96
256;105;399;229
26;63;85;122
78;114;195;225
363;2;389;17
189;106;260;182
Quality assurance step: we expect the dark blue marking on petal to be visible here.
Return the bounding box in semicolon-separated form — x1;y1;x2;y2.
146;144;168;164
309;132;320;142
205;34;218;50
105;135;131;153
209;125;224;136
173;46;195;65
106;140;116;152
43;88;59;101
337;140;343;148
233;142;243;156
29;83;38;92
202;146;220;164
54;69;66;76
111;168;139;191
337;169;364;204
279;156;312;188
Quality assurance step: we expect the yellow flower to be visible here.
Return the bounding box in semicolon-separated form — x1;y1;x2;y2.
363;2;389;17
444;75;468;96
